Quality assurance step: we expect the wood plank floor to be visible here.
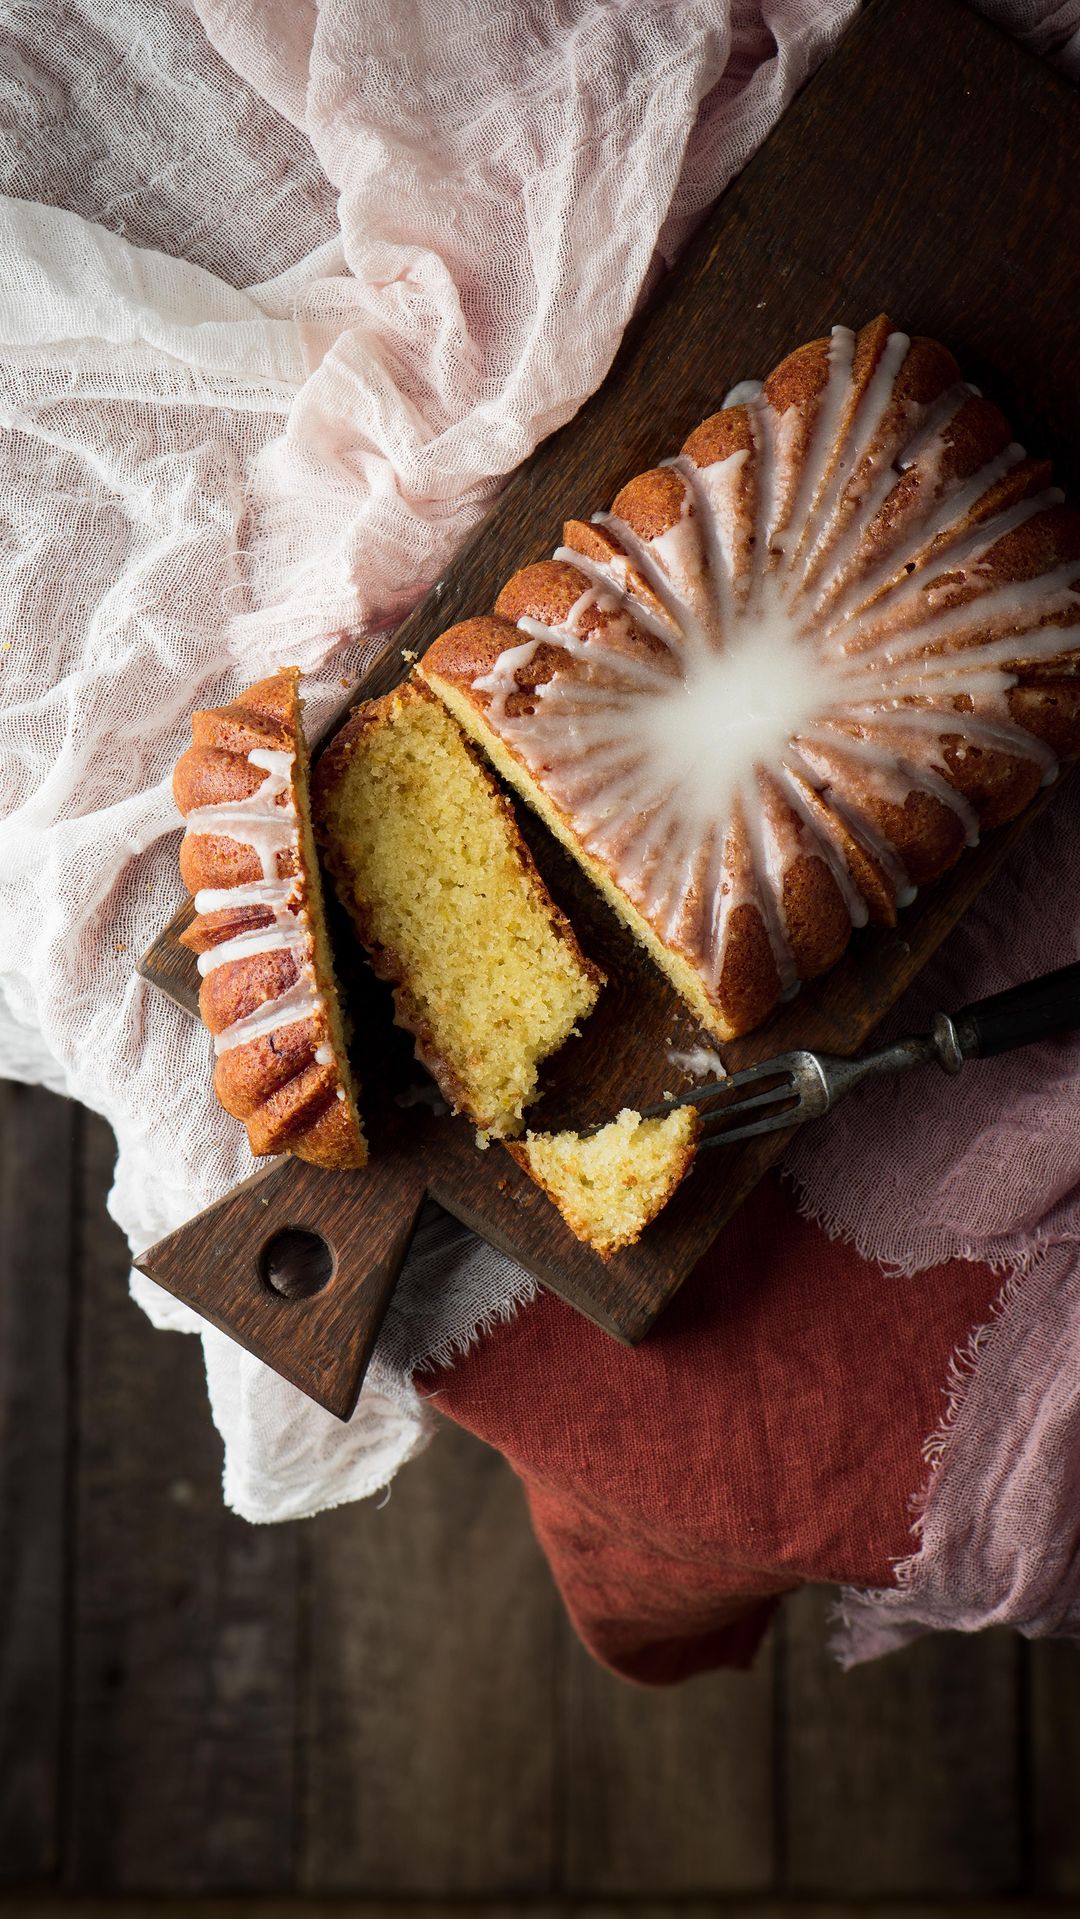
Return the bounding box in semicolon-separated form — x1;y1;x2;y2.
3;1080;1079;1898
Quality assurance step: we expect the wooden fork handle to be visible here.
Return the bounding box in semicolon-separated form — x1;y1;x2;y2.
134;1147;429;1419
956;960;1080;1060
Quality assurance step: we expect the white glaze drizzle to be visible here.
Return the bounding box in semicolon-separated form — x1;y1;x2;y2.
184;747;297;880
213;972;322;1056
817;483;1061;642
466;325;1079;1015
182;744;328;1057
723;378;762;407
194;877;300;915
197;922;309;978
770;325;856;573
668;1045;727;1079
792;328;912;591
664;452;745;629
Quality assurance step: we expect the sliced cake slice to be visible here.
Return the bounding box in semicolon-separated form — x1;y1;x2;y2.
507;1105;699;1257
174;666;367;1169
312;680;603;1138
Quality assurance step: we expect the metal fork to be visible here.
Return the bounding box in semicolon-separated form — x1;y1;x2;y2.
640;961;1080;1149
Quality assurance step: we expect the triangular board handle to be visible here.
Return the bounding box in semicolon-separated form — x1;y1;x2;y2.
134;1148;429;1419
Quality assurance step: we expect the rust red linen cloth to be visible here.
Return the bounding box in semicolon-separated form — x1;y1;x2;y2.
424;1172;1001;1684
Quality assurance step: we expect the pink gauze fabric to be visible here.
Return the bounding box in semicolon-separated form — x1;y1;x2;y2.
0;0;1078;1666
787;789;1080;1663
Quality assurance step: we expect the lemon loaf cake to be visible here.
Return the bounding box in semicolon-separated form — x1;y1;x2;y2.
420;315;1080;1042
312;680;603;1137
174;668;367;1168
507;1105;699;1256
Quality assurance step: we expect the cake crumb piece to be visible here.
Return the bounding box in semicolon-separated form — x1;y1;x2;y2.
507;1105;698;1257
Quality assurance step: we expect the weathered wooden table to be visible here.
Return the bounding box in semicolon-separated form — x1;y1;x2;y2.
4;1078;1080;1898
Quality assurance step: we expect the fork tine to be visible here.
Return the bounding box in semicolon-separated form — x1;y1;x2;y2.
695;1103;803;1147
693;1078;798;1122
634;1058;801;1121
724;1056;802;1087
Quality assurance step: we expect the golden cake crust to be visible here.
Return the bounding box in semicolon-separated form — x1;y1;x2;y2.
420;316;1080;1042
174;668;367;1169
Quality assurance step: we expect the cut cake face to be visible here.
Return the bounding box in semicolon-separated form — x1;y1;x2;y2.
312;679;603;1138
420;315;1080;1041
507;1105;700;1257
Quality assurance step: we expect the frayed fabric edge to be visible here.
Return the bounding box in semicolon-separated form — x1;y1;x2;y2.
828;1255;1035;1669
410;1268;540;1386
224;1261;540;1521
221;1392;437;1526
917;1263;1027;1477
779;1159;1049;1281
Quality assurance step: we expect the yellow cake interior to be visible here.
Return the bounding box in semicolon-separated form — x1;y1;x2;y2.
509;1105;699;1256
315;684;601;1136
421;664;733;1039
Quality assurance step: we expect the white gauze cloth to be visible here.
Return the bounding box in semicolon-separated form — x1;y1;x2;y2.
2;0;1078;1553
0;0;862;1519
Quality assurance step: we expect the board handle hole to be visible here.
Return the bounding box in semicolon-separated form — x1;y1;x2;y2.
259;1227;335;1300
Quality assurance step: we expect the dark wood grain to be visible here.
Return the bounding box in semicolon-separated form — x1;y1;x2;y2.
1029;1639;1080;1893
300;1420;560;1894
562;1633;776;1893
0;1082;75;1884
137;1123;429;1419
781;1589;1023;1896
66;1111;302;1891
13;1101;1080;1897
137;0;1080;1410
13;1901;1080;1919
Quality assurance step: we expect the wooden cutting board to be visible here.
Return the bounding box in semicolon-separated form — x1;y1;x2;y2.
135;0;1080;1417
